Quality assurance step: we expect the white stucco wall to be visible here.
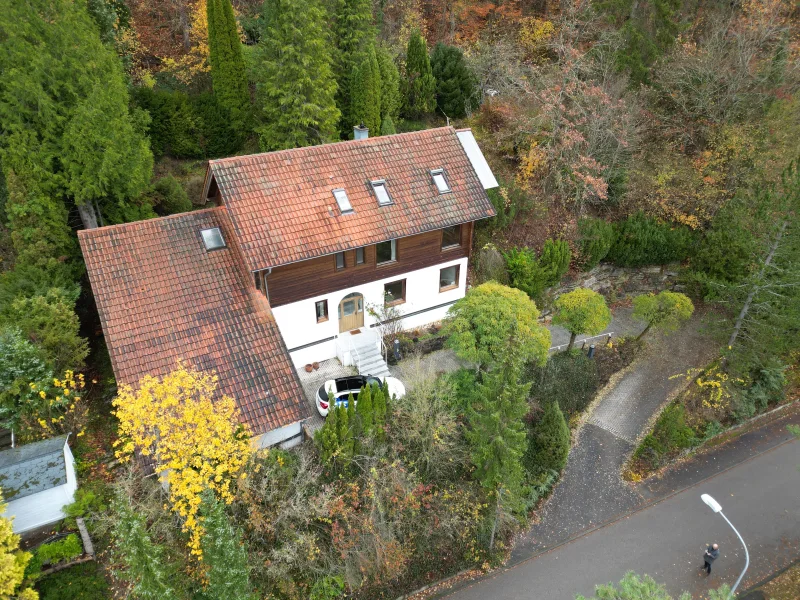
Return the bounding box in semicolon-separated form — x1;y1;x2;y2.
273;257;468;367
8;443;77;534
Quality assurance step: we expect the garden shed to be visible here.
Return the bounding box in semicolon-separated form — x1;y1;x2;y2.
0;435;77;533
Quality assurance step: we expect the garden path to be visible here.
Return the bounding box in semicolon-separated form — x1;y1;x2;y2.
509;312;718;563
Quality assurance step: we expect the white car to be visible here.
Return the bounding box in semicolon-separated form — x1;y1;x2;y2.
315;375;406;417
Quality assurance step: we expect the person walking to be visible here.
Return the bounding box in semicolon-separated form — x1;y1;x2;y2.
702;543;720;575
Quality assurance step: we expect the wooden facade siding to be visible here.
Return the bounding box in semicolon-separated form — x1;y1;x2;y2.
266;222;474;307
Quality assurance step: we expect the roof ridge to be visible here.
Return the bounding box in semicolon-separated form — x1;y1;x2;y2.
77;207;223;237
208;126;458;166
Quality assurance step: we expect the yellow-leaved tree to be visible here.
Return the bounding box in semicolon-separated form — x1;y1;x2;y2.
113;361;252;559
0;494;38;600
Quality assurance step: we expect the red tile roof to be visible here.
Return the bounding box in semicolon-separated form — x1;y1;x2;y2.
208;126;495;271
78;208;310;436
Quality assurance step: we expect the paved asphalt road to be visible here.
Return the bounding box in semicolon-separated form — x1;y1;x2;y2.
440;439;800;600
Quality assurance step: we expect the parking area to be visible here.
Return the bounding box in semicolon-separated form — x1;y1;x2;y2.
297;358;355;437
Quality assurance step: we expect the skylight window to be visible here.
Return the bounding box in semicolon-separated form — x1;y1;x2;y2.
371;180;392;206
332;188;353;214
201;227;226;251
431;169;451;194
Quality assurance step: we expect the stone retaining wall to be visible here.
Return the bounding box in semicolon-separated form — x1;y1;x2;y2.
539;263;682;317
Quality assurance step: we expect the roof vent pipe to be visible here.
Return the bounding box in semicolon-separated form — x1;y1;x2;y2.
354;123;369;140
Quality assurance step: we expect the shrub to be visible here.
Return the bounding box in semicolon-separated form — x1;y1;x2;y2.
577;217;615;269
643;403;696;456
63;487;108;529
733;361;787;420
526;400;570;475
607;212;696;266
26;534;83;580
35;562;109;600
150;175;192;216
539;239;571;287
503;247;545;299
527;353;599;418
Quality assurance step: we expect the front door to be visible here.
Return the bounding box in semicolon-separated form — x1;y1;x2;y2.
338;293;364;333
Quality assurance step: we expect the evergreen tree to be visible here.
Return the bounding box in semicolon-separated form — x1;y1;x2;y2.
346;392;358;448
3;171;79;281
376;47;401;129
207;0;251;138
254;0;340;150
0;0;153;227
198;491;255;600
337;401;353;459
350;45;382;136
402;29;436;118
430;43;477;119
111;491;178;600
333;0;375;132
380;116;397;135
356;384;374;438
467;342;530;550
314;394;340;463
529;400;570;474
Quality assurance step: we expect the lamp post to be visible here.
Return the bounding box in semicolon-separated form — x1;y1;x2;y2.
701;493;749;597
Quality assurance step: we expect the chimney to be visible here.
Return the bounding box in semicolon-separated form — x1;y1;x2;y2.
354;123;369;140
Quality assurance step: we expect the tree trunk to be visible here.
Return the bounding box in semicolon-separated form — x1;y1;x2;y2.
489;488;502;551
77;202;99;230
566;331;577;352
727;220;788;350
636;322;652;341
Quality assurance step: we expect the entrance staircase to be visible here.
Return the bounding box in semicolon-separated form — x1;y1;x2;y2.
355;343;391;378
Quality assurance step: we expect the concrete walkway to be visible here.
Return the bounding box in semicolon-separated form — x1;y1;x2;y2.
509;312;718;561
440;438;800;599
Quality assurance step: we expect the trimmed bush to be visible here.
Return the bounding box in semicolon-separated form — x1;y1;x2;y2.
577;217;615;269
504;240;570;300
607;212;696;267
526;400;570;475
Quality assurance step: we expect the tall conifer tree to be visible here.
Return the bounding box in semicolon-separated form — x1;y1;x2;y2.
333;0;375;132
376;47;401;132
0;0;153;227
350;45;382;136
402;29;436;118
430;43;476;118
255;0;340;150
207;0;251;137
198;491;255;600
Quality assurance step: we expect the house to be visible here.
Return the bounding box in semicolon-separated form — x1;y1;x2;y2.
79;126;497;447
0;435;77;534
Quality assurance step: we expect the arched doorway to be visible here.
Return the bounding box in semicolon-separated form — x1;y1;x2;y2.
338;292;364;333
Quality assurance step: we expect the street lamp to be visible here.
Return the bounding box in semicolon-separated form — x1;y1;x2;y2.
701;493;750;597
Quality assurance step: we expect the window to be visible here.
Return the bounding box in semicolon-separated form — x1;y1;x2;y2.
315;300;329;323
439;265;460;291
371;180;392;206
332;188;352;214
335;252;346;270
384;279;406;305
200;227;226;251
431;169;451;193
376;239;396;264
441;224;462;249
356;247;365;265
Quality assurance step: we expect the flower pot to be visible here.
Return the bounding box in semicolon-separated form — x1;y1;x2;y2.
304;364;313;373
312;362;320;370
